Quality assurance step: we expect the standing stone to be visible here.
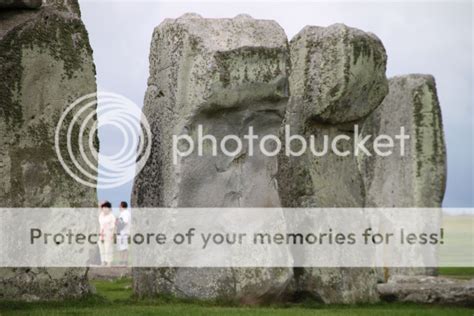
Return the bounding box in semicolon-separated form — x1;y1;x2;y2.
0;0;97;300
360;75;447;279
132;13;292;303
277;24;388;303
360;75;446;208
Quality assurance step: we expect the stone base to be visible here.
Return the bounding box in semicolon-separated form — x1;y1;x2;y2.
0;268;91;302
377;275;474;307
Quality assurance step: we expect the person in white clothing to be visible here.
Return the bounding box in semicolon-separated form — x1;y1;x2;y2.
98;201;115;266
116;201;131;266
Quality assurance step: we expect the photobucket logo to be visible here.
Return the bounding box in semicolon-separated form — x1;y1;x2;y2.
173;125;409;164
54;92;151;189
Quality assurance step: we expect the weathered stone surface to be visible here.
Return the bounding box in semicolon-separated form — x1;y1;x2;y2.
0;0;97;300
378;276;474;306
278;24;388;209
288;267;380;304
360;75;446;280
289;24;388;124
0;0;95;206
132;13;292;303
360;75;446;208
0;0;42;9
277;24;388;303
0;268;91;301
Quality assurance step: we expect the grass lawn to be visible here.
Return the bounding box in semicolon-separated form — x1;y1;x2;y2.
1;303;472;316
438;267;474;280
1;273;473;316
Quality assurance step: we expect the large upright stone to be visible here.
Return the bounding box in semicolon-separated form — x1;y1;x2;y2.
132;14;292;303
277;24;388;303
360;75;446;208
0;0;97;300
360;75;446;279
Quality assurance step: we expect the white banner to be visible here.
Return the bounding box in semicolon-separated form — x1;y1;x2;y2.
0;208;472;267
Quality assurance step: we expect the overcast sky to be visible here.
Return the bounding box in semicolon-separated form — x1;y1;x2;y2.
79;0;473;208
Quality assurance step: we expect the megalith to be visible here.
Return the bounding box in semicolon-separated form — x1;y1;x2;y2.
277;24;388;303
360;75;447;279
132;13;292;303
0;0;98;300
360;75;446;208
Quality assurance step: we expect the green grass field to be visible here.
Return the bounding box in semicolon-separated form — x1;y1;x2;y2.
2;302;472;316
1;269;473;316
438;267;474;279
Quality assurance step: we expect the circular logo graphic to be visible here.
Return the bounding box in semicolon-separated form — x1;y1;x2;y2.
54;92;151;189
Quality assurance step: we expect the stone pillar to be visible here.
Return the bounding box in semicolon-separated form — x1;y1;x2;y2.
0;0;97;300
360;75;446;208
360;75;446;279
132;14;292;303
277;24;388;303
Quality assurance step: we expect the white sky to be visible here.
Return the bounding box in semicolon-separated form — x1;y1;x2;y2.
79;0;473;208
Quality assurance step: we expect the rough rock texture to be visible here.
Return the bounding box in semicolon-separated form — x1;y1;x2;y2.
277;24;388;304
278;24;388;209
132;15;448;304
360;75;446;280
132;13;292;303
0;0;97;300
288;24;388;124
0;0;42;9
378;276;474;307
360;75;446;208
